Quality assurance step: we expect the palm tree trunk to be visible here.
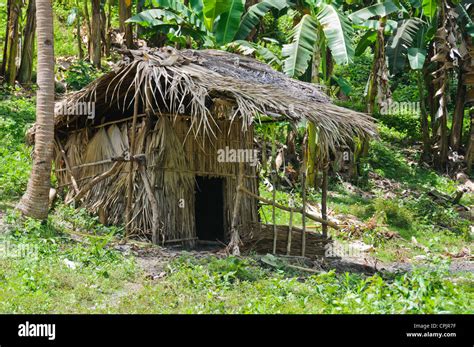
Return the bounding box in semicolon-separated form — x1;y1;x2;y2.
83;0;92;56
18;0;36;85
104;0;113;57
1;0;12;77
119;0;133;47
90;0;101;67
4;0;21;85
76;9;84;59
17;0;55;219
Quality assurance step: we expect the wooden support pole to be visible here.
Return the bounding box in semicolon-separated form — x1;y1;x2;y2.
272;173;277;254
301;134;308;257
287;202;293;256
321;162;329;238
271;130;277;254
138;160;159;245
56;137;79;194
228;162;245;255
66;161;121;204
301;173;307;257
125;91;140;236
239;186;339;230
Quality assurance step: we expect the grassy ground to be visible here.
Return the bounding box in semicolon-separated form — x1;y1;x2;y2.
0;93;472;314
1;210;472;314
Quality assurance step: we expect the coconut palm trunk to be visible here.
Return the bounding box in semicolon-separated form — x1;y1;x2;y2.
90;0;101;67
16;0;55;219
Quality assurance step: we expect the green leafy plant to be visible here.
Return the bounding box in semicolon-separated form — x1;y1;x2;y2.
63;61;102;91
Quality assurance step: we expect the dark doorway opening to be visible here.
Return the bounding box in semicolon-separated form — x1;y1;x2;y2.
195;176;225;242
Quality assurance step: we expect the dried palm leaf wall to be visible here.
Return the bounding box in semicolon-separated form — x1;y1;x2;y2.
55;113;259;245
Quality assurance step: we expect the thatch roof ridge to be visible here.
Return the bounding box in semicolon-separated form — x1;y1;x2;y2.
54;46;376;154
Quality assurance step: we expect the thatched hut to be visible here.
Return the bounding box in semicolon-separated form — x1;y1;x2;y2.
49;47;375;252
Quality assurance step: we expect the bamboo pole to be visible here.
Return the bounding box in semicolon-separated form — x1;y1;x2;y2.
55;137;79;194
227;162;245;255
66;161;121;204
287;201;293;255
301;132;308;257
125;91;140;236
138;161;159;245
321;162;329;238
272;174;277;254
239;186;339;229
301;175;307;258
271;130;277;254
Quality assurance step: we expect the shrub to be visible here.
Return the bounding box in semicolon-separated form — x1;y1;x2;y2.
64;61;102;91
367;198;414;230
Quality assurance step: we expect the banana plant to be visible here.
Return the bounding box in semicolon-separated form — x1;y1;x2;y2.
128;0;290;47
281;0;355;79
348;1;401;113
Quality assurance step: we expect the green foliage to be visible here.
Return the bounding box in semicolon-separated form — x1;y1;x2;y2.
63;61;103;91
367;198;414;230
349;1;399;25
282;14;319;77
334;53;372;100
367;141;454;191
408;196;471;238
407;47;427;70
375;112;421;141
214;0;246;45
386;18;425;75
130;0;288;47
0;96;35;200
235;0;289;41
111;256;473;314
0;208;136;313
421;0;437;20
317;3;354;65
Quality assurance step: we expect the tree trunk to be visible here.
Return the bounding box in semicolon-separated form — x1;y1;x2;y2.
83;0;92;55
466;108;474;172
17;0;55;219
90;0;101;67
119;0;133;47
136;0;144;38
4;0;21;85
322;48;333;85
1;0;12;77
76;8;83;59
305;44;321;187
418;70;431;161
18;0;36;85
450;70;466;152
367;17;391;114
432;1;450;170
104;0;113;56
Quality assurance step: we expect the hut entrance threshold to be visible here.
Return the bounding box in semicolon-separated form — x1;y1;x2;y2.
195;176;225;242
